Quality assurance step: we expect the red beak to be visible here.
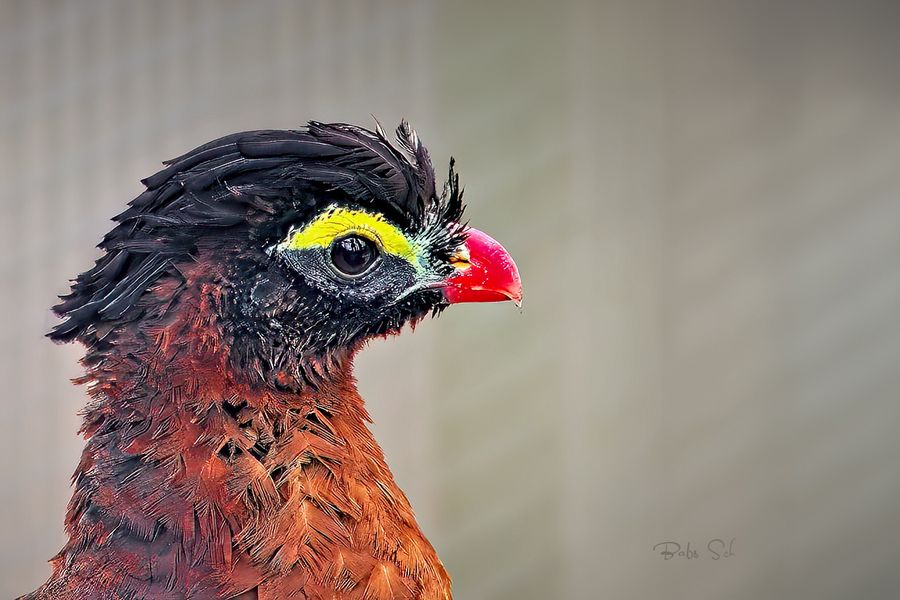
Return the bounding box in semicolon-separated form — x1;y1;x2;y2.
443;227;523;305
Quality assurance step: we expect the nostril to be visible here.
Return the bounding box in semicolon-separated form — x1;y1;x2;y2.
449;246;471;269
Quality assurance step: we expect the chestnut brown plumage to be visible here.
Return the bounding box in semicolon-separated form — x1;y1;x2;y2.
23;121;521;600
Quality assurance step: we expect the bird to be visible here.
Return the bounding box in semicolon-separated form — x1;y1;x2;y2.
21;120;521;600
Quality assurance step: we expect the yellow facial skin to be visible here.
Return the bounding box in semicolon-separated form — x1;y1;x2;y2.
278;207;424;272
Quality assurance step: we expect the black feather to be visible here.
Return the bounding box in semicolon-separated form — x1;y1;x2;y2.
49;120;463;345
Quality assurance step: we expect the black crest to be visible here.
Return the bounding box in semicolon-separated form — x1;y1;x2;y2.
50;120;462;345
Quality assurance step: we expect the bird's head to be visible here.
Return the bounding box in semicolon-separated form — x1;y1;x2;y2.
51;121;521;384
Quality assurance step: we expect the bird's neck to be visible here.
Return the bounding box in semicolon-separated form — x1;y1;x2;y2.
43;285;451;600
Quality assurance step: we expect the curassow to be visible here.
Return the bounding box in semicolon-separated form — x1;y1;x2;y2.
23;121;521;600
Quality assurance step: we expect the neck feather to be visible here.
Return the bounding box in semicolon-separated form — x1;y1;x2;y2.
36;280;450;600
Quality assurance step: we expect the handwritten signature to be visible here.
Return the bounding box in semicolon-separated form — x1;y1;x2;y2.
652;538;735;560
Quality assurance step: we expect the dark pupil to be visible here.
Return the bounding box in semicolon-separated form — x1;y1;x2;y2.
331;235;377;276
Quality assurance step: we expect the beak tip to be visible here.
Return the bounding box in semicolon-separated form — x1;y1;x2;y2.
507;286;524;307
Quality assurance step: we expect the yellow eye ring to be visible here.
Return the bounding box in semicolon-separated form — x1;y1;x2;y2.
278;207;423;270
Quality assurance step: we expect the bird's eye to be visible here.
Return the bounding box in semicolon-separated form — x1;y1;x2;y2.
329;234;379;278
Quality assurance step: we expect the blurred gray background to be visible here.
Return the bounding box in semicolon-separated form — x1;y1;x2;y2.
3;1;900;598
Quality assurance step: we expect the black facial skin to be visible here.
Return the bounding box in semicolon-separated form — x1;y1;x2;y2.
224;203;447;374
280;236;418;305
